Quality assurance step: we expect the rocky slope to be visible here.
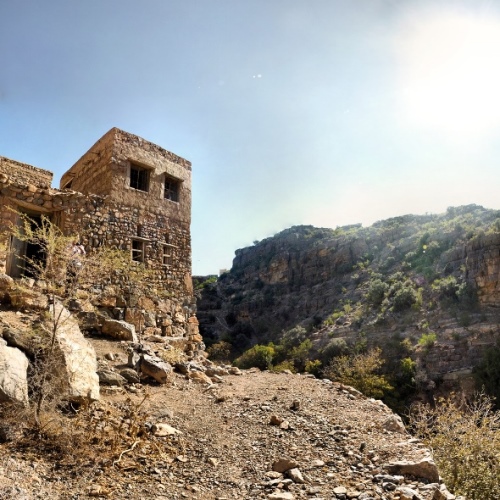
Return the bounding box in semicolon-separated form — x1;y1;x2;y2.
196;205;500;396
0;345;456;500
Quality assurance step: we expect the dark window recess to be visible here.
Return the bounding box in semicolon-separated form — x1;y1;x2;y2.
131;239;144;262
130;165;149;191
164;177;180;202
163;246;173;266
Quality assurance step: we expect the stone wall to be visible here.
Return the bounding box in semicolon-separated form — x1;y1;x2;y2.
0;157;53;188
59;130;115;196
60;198;193;298
60;128;192;224
0;174;192;299
0;128;198;354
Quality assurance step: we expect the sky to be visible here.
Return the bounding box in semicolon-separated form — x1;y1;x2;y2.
1;0;500;275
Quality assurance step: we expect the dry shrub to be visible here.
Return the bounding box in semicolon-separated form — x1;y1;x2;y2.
1;393;184;469
410;392;500;499
159;346;186;365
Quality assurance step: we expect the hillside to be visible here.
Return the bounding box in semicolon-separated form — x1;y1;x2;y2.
196;205;500;402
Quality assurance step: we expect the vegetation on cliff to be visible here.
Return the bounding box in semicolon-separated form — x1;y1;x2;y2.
197;204;500;408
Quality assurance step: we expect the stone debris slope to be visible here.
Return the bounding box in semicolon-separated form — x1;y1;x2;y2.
0;362;457;500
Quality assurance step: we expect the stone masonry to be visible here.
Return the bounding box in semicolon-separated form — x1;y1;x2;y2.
0;128;201;354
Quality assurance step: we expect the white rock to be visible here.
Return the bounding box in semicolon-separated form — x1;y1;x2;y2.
101;319;138;342
382;414;406;434
140;354;172;384
268;492;294;500
0;344;29;404
49;301;100;401
287;468;305;484
152;423;182;436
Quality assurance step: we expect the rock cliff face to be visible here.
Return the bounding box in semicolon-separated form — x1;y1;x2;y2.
196;206;500;392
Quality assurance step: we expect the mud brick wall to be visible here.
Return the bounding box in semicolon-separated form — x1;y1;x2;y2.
0;157;53;188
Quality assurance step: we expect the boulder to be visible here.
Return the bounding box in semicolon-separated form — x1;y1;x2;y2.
2;328;35;359
0;273;14;301
9;288;48;310
0;343;29;404
97;370;126;386
188;371;212;384
101;319;138;342
272;458;299;473
433;485;456;500
385;458;440;483
119;368;140;384
140;354;172;384
382;414;406;434
397;486;424;500
48;301;100;401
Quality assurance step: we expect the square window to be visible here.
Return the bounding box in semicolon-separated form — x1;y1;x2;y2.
130;164;149;192
164;176;180;202
131;239;144;262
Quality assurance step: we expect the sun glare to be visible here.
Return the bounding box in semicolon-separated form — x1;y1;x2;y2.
397;10;500;139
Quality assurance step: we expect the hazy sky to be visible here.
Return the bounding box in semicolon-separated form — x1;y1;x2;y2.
1;0;500;274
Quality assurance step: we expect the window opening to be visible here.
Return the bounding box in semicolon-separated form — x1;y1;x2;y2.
164;176;180;202
130;164;149;192
163;246;173;266
131;239;144;262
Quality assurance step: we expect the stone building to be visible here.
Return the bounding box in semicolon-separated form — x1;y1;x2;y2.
0;128;201;351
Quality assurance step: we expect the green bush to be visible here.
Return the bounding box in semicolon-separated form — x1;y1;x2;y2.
320;338;349;362
206;341;233;363
323;348;393;399
393;286;417;311
418;332;437;348
234;343;275;370
304;359;322;377
270;360;296;373
366;279;389;306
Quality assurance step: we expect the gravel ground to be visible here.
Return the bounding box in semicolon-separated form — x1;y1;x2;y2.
0;353;450;500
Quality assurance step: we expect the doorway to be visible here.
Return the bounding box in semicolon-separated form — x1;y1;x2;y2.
6;212;46;279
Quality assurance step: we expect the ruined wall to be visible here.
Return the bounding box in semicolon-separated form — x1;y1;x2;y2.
0;157;53;188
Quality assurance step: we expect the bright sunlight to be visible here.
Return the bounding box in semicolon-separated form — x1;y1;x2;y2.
397;9;500;140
